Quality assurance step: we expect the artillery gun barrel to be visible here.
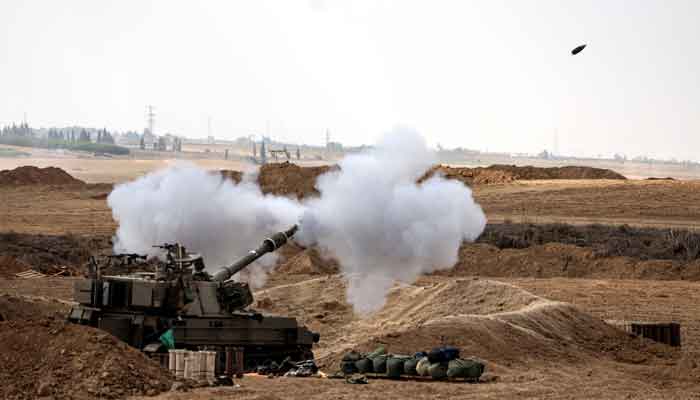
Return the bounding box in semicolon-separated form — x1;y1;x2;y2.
212;225;298;282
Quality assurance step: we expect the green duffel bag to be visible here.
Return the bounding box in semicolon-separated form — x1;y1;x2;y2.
386;356;411;379
372;354;389;374
403;358;420;376
366;345;387;359
447;358;485;379
342;350;363;362
340;360;358;375
428;362;449;380
415;357;431;376
355;358;374;374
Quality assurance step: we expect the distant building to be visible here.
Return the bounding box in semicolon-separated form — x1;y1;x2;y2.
326;141;343;152
142;129;157;148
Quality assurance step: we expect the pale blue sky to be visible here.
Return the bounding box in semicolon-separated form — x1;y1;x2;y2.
1;1;699;160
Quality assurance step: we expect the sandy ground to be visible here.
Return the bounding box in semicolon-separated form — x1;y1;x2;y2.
2;275;699;399
3;159;700;398
127;370;698;400
0;145;331;183
475;179;700;229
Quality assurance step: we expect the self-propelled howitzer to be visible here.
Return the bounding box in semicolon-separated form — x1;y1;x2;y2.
68;225;319;369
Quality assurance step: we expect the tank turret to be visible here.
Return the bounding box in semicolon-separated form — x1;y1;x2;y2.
68;225;319;370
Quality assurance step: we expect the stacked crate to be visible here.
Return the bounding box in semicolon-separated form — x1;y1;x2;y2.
607;320;681;347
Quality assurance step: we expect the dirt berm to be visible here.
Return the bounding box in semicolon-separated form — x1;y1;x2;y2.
220;162;625;199
0;166;85;185
220;162;336;199
420;164;626;186
0;232;111;277
0;316;173;399
255;276;683;379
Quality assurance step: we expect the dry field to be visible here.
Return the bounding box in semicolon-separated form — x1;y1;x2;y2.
2;158;700;399
3;176;700;235
476;179;700;229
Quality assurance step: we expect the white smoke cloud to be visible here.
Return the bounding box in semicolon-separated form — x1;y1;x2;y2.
299;127;487;313
107;163;303;287
107;128;486;311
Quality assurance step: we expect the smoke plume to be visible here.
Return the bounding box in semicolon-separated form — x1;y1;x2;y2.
108;164;303;287
108;128;486;311
299;127;487;313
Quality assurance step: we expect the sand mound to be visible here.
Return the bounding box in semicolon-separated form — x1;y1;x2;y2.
257;162;336;199
0;319;173;399
0;232;111;276
255;276;354;346
0;294;70;322
256;276;670;372
420;165;518;185
421;164;626;185
219;169;243;184
220;162;336;199
218;163;623;201
490;164;626;180
0;166;84;186
275;245;340;275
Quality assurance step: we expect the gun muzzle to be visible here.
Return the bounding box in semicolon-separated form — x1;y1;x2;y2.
212;225;298;282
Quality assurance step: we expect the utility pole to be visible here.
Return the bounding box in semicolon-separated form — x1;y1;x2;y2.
207;116;212;140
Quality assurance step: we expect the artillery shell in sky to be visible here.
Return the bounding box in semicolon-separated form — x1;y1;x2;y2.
571;44;587;55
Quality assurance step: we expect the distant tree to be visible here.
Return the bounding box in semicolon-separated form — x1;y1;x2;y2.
79;129;90;142
104;130;114;144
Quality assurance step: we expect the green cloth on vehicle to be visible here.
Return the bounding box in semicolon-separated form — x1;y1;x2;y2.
158;328;175;349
